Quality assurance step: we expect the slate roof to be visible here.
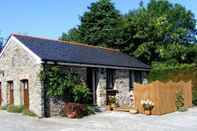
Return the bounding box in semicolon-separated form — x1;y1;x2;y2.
13;34;150;70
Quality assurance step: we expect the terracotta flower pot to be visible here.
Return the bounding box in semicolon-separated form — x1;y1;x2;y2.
111;103;117;110
67;112;77;118
64;102;85;118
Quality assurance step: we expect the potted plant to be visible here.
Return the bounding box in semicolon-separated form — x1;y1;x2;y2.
141;99;154;115
108;96;117;111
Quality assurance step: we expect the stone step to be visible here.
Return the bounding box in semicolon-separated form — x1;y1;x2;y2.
115;105;138;114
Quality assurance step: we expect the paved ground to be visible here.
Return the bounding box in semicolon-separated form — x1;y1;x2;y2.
0;108;197;131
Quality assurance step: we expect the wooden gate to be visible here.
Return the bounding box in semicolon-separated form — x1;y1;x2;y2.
21;80;29;111
8;81;14;105
134;81;192;115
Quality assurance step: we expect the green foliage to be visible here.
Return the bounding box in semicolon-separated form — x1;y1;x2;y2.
60;0;122;47
108;96;117;104
149;62;197;105
149;62;195;81
122;0;196;63
1;104;37;117
192;90;197;105
1;105;8;110
80;105;96;117
73;84;91;103
22;110;37;117
176;91;184;110
61;0;196;64
158;44;197;64
60;28;81;42
177;107;188;112
41;66;91;104
7;105;24;113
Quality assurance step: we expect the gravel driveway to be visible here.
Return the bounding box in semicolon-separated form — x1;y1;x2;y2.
0;107;197;131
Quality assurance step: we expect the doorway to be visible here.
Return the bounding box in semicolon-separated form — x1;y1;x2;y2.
21;80;29;111
7;81;14;105
87;68;98;105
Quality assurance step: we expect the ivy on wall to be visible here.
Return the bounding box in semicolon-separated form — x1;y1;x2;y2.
40;66;91;104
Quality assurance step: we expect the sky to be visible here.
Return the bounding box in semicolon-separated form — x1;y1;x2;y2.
0;0;197;41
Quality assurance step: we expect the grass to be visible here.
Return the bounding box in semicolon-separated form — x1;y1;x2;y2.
7;105;24;113
2;105;37;117
22;110;37;117
0;105;8;110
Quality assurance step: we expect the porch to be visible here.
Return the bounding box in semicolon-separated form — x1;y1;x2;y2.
48;65;148;116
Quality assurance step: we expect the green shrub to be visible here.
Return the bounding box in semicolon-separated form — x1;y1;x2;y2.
73;84;91;103
192;90;197;105
41;66;91;104
177;107;188;112
1;105;7;110
79;105;96;118
7;105;24;113
22;110;37;117
176;91;184;110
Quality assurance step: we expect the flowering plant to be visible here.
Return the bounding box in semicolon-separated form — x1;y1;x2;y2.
141;99;154;111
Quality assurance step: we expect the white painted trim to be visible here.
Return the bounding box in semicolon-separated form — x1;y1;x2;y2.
0;36;13;58
46;61;150;71
0;36;42;64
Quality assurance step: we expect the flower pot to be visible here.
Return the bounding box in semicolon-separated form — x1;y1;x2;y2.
64;102;85;118
67;112;77;118
144;110;151;115
106;105;112;111
111;103;117;110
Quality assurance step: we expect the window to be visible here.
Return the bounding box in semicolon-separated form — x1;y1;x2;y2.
106;69;115;89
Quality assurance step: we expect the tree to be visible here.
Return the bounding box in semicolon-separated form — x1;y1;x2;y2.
60;0;122;47
61;0;196;64
121;0;196;64
60;28;81;42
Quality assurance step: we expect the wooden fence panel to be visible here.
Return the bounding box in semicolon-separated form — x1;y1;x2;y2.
134;81;192;115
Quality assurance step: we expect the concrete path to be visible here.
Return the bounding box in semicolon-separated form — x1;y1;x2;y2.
0;107;197;131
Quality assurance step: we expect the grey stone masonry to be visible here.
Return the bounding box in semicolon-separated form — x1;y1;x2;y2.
0;38;43;116
114;70;131;106
0;37;146;117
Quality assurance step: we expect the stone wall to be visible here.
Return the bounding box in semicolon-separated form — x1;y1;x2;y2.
96;69;131;107
114;70;131;106
49;97;64;116
0;38;43;116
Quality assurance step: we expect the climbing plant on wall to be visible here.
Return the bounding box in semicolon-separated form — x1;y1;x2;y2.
40;66;91;104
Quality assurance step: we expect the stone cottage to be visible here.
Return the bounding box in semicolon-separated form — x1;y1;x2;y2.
0;34;150;117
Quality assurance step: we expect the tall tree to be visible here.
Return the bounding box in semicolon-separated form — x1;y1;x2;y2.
61;28;81;42
122;0;196;63
61;0;196;64
60;0;122;47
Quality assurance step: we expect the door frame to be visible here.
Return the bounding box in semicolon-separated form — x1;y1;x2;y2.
21;79;29;111
7;81;14;105
87;68;98;105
